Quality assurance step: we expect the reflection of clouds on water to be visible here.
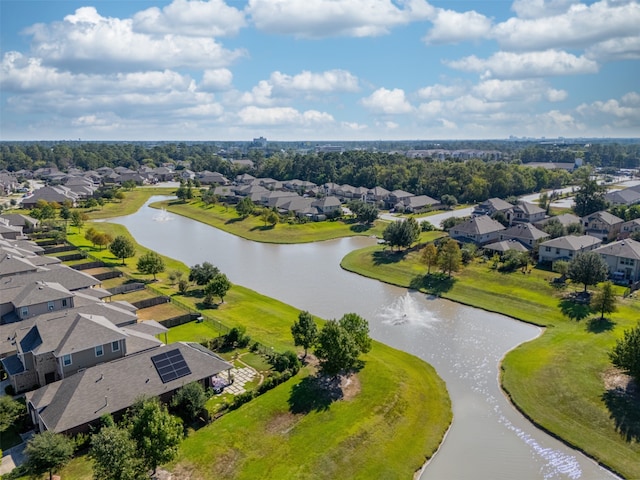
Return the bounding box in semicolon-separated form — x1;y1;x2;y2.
379;293;438;327
152;208;172;222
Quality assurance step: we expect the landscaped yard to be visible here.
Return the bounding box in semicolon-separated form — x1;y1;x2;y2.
341;242;640;479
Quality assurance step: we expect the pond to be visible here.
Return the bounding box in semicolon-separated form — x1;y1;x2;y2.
109;197;616;479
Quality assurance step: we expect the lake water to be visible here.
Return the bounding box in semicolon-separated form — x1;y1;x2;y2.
110;197;617;479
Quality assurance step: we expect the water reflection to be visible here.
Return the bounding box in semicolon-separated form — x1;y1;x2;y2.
109;197;617;479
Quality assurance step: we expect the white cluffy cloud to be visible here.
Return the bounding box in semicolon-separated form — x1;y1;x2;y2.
269;70;359;93
25;6;245;73
236;106;334;126
247;0;434;38
423;8;492;44
446;49;599;79
133;0;246;37
361;88;414;114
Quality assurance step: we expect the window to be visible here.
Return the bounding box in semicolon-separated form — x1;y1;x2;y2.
95;345;104;357
545;246;551;252
48;301;54;311
62;354;72;366
62;299;68;307
21;307;28;317
111;340;120;352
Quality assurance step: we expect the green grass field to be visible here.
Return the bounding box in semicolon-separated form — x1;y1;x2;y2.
341;242;640;478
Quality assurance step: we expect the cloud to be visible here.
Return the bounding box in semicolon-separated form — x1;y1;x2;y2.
510;0;579;19
269;69;359;93
586;35;640;61
417;83;465;100
133;0;246;37
247;0;433;38
24;7;245;73
493;0;640;52
446;49;599;78
472;79;567;102
341;121;368;130
361;88;413;114
423;8;492;44
200;69;234;91
576;91;640;126
236;106;334;125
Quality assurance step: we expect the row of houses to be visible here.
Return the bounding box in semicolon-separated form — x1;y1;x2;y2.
0;215;233;435
453;197;640;284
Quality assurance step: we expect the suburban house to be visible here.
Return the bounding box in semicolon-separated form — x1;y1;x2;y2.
21;186;79;208
472;198;513;217
198;171;229;185
604;185;640;206
534;213;582;230
402;195;439;213
312;196;342;215
499;223;550;249
582;211;624;242
619;218;640;239
483;239;530;256
1;312;165;393
593;238;640;283
0;281;75;323
507;202;546;224
25;342;233;435
0;214;40;234
449;216;506;245
537;235;602;264
366;186;390;205
386;190;415;210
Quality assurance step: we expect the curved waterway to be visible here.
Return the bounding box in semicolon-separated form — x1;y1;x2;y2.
110;197;617;479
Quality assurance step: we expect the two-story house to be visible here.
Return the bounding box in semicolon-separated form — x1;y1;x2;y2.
537;235;602;264
499;223;550;249
472;198;513;217
507;202;546;224
1;281;75;324
450;216;506;245
582;211;624;242
593;238;640;283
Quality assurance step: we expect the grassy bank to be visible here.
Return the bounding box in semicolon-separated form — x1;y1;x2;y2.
85;186;176;220
57;224;452;479
154;198;387;244
341;243;640;478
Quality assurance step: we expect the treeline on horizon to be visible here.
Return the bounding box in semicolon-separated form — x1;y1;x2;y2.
1;141;639;203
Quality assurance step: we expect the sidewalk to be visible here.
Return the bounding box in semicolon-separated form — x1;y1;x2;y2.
0;431;33;476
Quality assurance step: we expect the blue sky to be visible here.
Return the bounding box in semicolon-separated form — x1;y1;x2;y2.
1;0;639;141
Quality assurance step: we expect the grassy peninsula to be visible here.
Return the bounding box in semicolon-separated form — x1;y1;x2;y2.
56;222;452;479
153;198;386;243
341;243;640;479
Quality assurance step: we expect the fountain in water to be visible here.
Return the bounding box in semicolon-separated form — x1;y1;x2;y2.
379;292;438;327
152;208;172;222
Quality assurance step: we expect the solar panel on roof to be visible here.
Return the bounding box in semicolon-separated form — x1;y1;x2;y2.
151;349;191;384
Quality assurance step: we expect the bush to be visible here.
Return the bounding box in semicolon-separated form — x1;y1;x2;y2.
229;391;255;410
421;221;436;232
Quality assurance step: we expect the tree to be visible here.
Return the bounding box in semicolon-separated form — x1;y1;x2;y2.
590;281;617;320
266;210;279;227
175;183;188;202
315;313;371;377
542;217;565;238
24;431;74;480
567;251;608;292
291;310;318;357
382;218;420;250
236;197;255;218
189;262;220;285
177;278;189;294
70;210;88;233
348;200;378;224
171;382;208;422
315;320;360;377
129;399;183;474
109;235;136;265
204;273;231;304
609;322;640;382
573;174;608;217
440;194;458;209
90;425;147;480
0;395;24;432
85;226;98;247
438;239;462;277
339;312;371;355
93;232;113;250
137;251;165;280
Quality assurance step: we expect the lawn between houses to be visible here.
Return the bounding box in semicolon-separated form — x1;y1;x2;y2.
341;243;640;479
56;223;452;480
